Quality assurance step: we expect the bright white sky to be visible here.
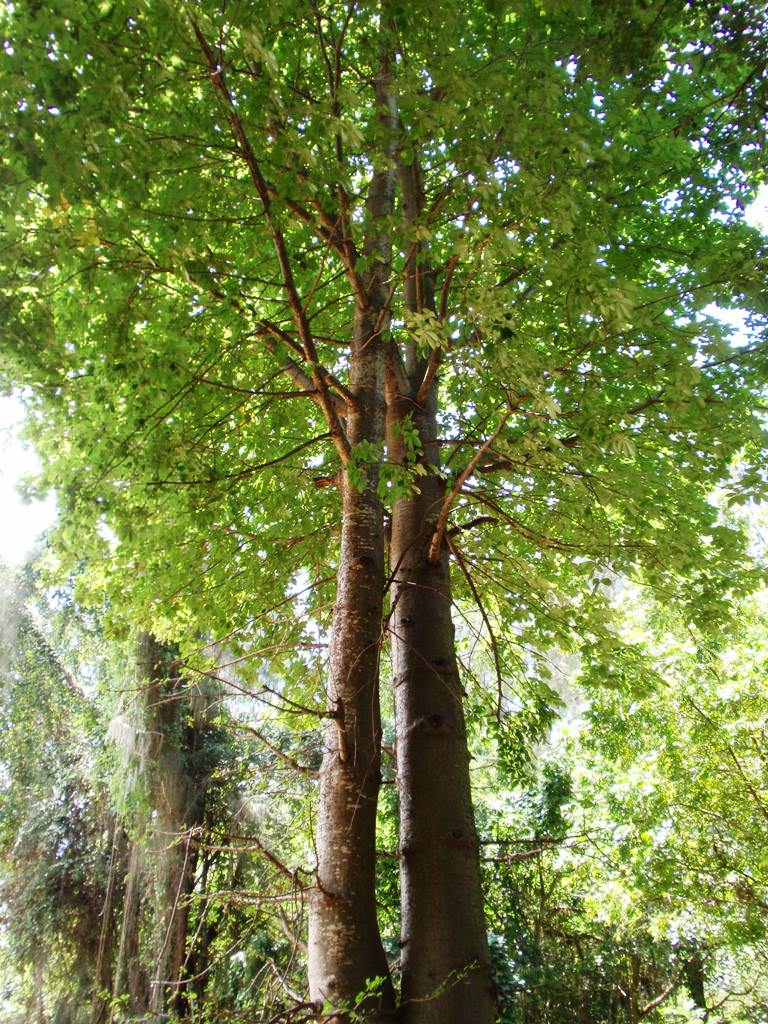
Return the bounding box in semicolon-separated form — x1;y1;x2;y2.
1;188;767;567
0;398;56;566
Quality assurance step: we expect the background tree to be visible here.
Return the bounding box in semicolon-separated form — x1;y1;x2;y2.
0;564;116;1024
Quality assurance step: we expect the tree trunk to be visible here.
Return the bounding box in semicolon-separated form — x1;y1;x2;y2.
307;49;398;1022
684;948;707;1013
308;308;396;1018
112;634;208;1019
385;158;495;1024
308;451;395;1019
91;820;124;1024
388;409;494;1024
141;636;206;1018
112;841;147;1018
150;834;199;1019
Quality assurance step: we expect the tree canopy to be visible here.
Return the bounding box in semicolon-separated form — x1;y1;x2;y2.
2;0;765;653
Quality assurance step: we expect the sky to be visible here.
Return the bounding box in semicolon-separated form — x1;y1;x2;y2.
1;188;767;568
0;399;56;566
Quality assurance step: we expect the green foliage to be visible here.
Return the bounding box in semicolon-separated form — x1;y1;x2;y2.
1;0;766;674
1;0;768;1018
0;565;113;1021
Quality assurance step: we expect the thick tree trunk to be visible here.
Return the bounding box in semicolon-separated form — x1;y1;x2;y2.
388;404;495;1024
308;450;395;1019
308;302;396;1017
308;47;398;1018
385;158;495;1024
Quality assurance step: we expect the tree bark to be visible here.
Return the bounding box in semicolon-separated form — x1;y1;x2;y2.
307;46;398;1023
385;158;495;1024
141;636;206;1018
112;841;147;1018
112;634;208;1020
92;820;124;1024
150;833;199;1019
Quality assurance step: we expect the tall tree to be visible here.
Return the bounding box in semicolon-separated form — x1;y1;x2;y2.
2;2;767;1020
111;634;212;1019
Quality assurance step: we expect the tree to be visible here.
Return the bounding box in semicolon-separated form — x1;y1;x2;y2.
111;634;216;1020
2;1;767;1020
576;578;768;1015
0;564;115;1023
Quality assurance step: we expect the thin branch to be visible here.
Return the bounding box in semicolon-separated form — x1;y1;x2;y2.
447;533;505;719
195;833;309;887
428;412;510;562
145;433;331;486
415;347;443;407
255;323;354;413
447;515;498;537
637;958;697;1020
235;722;319;778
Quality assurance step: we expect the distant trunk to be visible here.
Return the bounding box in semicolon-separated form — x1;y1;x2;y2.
187;850;216;1008
140;634;207;1018
684;948;707;1011
112;842;147;1017
150;833;200;1018
385;158;495;1024
112;633;208;1019
628;954;641;1024
307;46;398;1021
91;820;124;1024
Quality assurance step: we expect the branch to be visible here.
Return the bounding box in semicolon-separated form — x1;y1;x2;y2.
145;433;332;487
428;413;510;562
447;515;498;537
197;833;310;887
412;250;460;405
638;956;700;1020
447;533;504;719
415;346;443;407
255;323;353;415
191;18;350;462
180;254;353;420
235;722;319;778
20;616;89;703
686;696;768;825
